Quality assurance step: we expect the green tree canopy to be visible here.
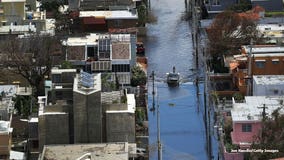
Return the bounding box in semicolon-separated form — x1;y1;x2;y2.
131;66;146;87
250;108;284;159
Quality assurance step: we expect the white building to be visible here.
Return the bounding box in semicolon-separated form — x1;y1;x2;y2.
62;33;137;85
253;75;284;96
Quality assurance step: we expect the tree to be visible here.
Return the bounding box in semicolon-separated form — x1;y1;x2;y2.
101;73;116;92
0;35;61;98
206;10;260;57
206;10;262;72
61;60;73;69
13;95;31;118
40;0;64;14
131;66;147;87
229;0;252;13
137;3;147;26
250;108;284;159
232;92;244;102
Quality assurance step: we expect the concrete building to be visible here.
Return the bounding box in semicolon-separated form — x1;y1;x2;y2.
38;98;70;150
204;0;237;18
80;10;138;31
0;118;13;159
231;96;284;149
251;0;283;12
0;0;57;38
241;45;284;75
77;0;135;11
105;94;135;143
50;68;77;103
39;142;137;160
0;85;32;120
0;98;13;121
38;69;139;156
0;0;26;26
73;71;102;143
257;24;284;45
229;45;284;95
63;33;137;86
27;117;38;159
253;75;284;96
69;10;138;32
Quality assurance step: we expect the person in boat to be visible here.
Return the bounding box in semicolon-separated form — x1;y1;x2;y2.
173;66;176;73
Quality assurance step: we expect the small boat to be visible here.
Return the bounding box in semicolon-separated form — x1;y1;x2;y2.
166;66;180;86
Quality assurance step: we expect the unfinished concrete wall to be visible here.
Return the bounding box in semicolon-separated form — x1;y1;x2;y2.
73;91;102;143
106;112;135;143
38;113;69;151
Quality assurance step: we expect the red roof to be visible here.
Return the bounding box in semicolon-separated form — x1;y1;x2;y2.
82;17;106;25
69;11;79;19
252;5;265;13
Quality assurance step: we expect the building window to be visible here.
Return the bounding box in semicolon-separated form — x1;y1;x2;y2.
114;20;122;28
87;46;96;58
212;0;220;5
98;38;111;59
52;74;61;83
242;123;252;132
112;64;130;72
272;59;279;65
255;61;265;68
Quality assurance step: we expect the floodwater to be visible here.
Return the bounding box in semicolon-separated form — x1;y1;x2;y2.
144;0;211;159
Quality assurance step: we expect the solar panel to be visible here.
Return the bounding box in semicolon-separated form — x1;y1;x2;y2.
80;71;94;88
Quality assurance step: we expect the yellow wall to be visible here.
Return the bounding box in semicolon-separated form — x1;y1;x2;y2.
0;133;11;156
0;1;25;25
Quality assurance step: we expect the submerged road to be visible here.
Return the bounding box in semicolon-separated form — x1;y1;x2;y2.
144;0;216;159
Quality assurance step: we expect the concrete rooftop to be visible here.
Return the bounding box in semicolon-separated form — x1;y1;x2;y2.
253;75;284;85
232;96;284;122
79;10;138;20
41;142;136;160
0;120;12;133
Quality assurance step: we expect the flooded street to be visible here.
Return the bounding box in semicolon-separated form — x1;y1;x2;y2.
145;0;209;159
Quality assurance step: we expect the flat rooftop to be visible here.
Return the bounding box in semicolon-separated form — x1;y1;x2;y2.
0;97;13;111
41;142;136;160
51;68;77;74
80;10;138;19
257;24;284;31
73;72;101;95
0;85;17;97
242;45;284;54
232;96;284;122
0;25;36;34
1;0;25;2
106;94;136;113
253;75;284;85
62;33;131;46
0;120;12;133
62;33;100;46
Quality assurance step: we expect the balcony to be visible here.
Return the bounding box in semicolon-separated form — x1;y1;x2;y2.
91;61;111;72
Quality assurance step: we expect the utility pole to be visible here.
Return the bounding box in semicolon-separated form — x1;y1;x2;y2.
150;71;155;112
157;95;162;160
258;104;268;121
246;38;253;96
